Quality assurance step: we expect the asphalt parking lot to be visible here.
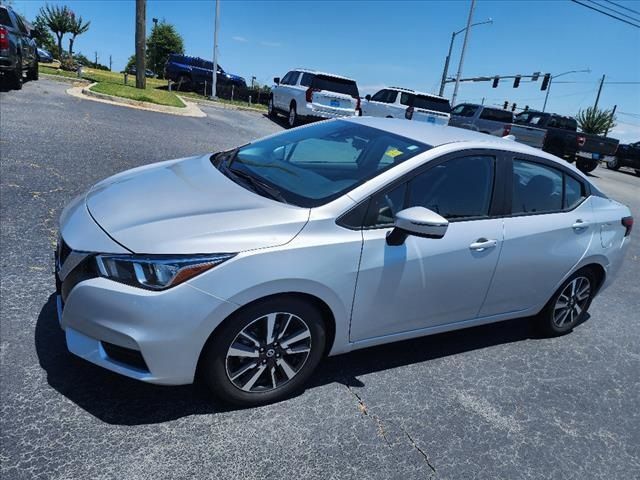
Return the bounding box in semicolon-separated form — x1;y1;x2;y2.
1;79;639;480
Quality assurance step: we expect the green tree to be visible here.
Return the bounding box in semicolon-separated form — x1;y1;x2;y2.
124;54;136;73
67;12;90;57
39;4;72;59
576;107;617;135
31;14;56;55
146;21;184;79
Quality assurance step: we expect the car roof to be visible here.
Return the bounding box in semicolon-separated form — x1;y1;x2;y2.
293;68;355;82
386;87;447;100
345;116;559;158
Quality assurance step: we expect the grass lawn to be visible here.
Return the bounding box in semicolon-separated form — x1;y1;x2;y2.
89;82;185;108
177;90;268;112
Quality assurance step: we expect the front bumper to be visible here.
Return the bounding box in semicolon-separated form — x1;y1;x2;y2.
55;253;237;385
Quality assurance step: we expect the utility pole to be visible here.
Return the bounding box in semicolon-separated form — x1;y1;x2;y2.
593;74;606;110
94;51;98;67
451;0;476;107
152;18;158;76
604;104;616;136
211;0;220;98
135;0;146;89
109;55;112;71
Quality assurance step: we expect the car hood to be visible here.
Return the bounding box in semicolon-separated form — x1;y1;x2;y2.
86;154;310;254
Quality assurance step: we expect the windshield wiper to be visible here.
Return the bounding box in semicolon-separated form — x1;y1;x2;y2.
225;165;288;204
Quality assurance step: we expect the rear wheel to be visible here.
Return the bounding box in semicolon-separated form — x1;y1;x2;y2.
606;157;620;170
288;104;298;128
12;56;23;90
536;269;596;336
200;296;326;406
576;158;598;173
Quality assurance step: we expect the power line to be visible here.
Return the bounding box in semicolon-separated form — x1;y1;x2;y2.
553;80;640;84
590;0;640;21
570;0;640;27
602;0;640;16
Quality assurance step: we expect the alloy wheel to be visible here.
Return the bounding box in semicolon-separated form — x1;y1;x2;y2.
552;276;591;328
225;312;312;393
288;107;296;127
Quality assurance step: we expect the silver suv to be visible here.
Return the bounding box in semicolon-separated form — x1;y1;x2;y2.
268;69;360;127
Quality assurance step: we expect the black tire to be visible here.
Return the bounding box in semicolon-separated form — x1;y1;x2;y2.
288;103;297;128
28;60;38;81
576;158;598;173
201;296;326;407
536;269;596;337
267;96;277;119
12;56;22;90
606;157;620;170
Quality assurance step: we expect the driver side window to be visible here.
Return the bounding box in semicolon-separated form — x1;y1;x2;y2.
364;155;496;227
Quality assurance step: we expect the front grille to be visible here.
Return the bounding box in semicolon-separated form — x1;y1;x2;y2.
61;257;98;302
101;342;149;372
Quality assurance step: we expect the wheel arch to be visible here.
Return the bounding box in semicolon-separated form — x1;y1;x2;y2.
196;290;340;379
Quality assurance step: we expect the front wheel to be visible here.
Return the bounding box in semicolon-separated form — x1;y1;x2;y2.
536;269;596;336
606;157;620;170
201;296;326;406
267;96;277;118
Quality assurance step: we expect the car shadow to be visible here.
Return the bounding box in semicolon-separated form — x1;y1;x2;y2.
35;293;579;426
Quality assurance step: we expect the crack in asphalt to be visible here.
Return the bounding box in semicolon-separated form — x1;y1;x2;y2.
345;385;437;476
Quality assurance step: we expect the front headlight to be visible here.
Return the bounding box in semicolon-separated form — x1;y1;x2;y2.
95;253;235;290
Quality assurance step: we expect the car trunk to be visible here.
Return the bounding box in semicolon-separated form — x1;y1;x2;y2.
309;75;358;113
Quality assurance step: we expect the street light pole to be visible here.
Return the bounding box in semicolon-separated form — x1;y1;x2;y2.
542;68;591;112
212;0;219;99
451;0;476;107
152;17;158;77
438;18;492;97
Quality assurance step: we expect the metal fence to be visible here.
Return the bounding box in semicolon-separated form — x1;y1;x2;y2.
171;80;270;106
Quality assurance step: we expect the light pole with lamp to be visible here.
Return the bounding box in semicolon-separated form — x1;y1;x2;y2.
542;68;591;112
438;17;492;97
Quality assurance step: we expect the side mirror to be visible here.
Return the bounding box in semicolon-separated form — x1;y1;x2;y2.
386;207;449;246
365;94;371;101
273;77;280;85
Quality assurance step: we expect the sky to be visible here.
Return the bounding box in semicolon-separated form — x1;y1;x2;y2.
11;0;640;142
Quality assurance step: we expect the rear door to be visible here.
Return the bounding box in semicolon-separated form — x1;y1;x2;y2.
480;155;594;317
310;75;358;113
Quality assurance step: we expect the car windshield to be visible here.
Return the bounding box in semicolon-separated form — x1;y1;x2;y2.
218;120;430;207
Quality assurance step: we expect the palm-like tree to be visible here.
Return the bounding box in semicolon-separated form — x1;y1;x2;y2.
39;5;72;59
67;13;90;58
577;107;616;135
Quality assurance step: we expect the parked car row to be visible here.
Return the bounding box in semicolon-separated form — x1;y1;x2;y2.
0;4;38;90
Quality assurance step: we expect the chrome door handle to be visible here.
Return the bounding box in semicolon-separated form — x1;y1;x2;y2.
469;238;498;251
572;220;590;230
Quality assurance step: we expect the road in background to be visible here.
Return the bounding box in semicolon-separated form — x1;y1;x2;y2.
1;80;639;480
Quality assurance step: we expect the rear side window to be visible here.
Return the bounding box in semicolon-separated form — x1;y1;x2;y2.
564;174;587;209
300;73;314;87
479;108;513;123
512;160;563;214
311;75;359;97
451;104;478;117
404;94;451;114
0;8;12;27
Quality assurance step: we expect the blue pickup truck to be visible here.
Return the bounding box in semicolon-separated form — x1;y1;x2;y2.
164;54;246;90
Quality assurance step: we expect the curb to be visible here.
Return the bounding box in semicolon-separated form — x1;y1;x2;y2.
41;73;91;85
65;82;206;117
177;95;267;114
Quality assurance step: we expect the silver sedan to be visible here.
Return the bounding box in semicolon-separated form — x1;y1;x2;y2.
55;118;633;406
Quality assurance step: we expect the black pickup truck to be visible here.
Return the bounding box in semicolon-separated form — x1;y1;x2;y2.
514;111;619;173
607;141;640;176
0;4;38;90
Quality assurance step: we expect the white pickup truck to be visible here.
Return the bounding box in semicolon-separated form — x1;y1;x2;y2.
448;104;546;149
361;87;451;126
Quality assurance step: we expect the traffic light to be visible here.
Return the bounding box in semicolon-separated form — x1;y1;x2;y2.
541;73;551;91
531;72;540;81
503;101;509;110
492;76;499;88
511;103;517;112
513;75;521;88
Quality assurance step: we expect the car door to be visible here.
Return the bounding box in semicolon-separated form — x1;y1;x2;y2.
274;71;292;109
479;155;594;317
350;151;506;342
